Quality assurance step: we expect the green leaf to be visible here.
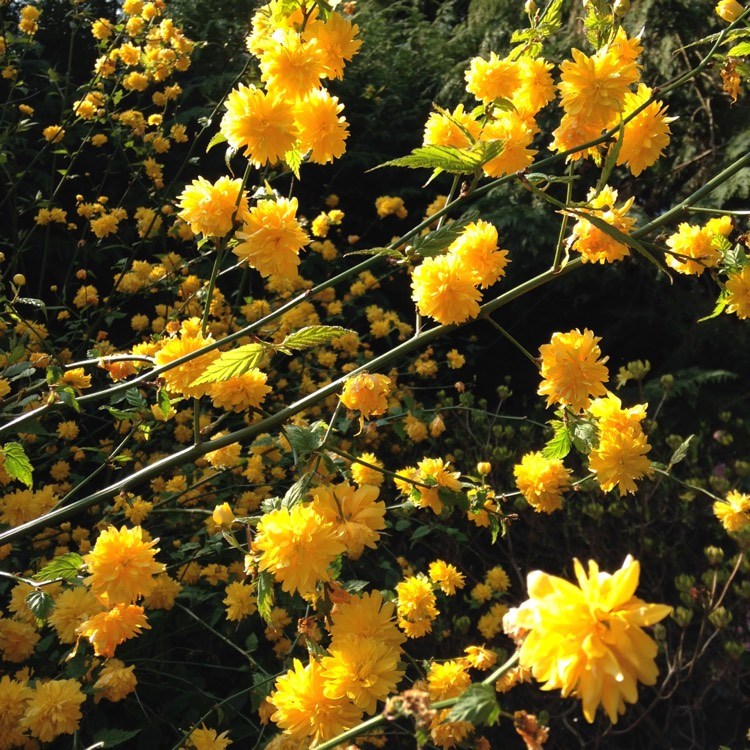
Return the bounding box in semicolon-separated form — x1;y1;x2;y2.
124;387;148;409
542;421;572;460
34;552;84;582
669;435;695;466
344;246;405;260
206;131;226;153
91;728;142;748
2;442;33;487
102;405;137;421
594;118;625;196
282;476;310;508
284;423;326;462
727;41;750;57
571;420;598;455
157;388;171;419
277;326;352;353
410;211;480;258
190;343;267;387
698;290;730;322
16;297;47;317
284;147;303;180
446;683;501;726
539;0;565;33
257;571;275;623
376;141;504;174
58;386;81;412
25;589;54;620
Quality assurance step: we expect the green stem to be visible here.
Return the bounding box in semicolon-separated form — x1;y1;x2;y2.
482;316;539;369
325;445;432;489
552;161;575;272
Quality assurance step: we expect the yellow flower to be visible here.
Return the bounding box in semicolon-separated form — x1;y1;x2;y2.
447;349;465;369
188;725;232;750
486;565;511;592
396;573;438;638
294;88;349;164
340;372;392;417
49;586;104;643
512;556;672;724
713;489;750;532
42;125;65;143
0;676;31;748
538;328;609;412
512;57;555;117
304;12;362;79
514;451;572;513
73;284;99;308
423;104;481;149
83;524;165;604
550;113;604;161
321;634;403;713
725;266;750;319
259;30;326;99
569;186;636;264
329;590;406;649
212;502;235;528
375;195;407;219
615;84;673;176
481;110;537;177
716;0;744;22
559;47;639;127
142;573;181;610
465;52;521;104
311;482;386;559
665;223;721;276
20;679;86;742
350;452;385;487
428;559;466;595
448;219;510;288
177;176;249;238
588;393;651;495
223;581;257;622
233;197;309;279
220;84;296;167
269;658;363;744
208;369;271;412
0;618;40;662
428;659;471;700
411;253;481;325
254;503;345;596
93;659;137;703
464;645;497;670
77;603;150;657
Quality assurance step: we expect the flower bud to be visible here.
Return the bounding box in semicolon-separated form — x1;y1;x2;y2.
715;0;744;23
12;273;26;286
212;502;235;528
477;461;492;476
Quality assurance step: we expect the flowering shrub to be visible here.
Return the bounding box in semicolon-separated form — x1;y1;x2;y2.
0;1;749;748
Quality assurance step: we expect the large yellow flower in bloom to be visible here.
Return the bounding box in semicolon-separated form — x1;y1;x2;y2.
550;113;603;161
311;482;386;559
220;84;297;167
713;490;750;532
569;186;636;264
513;57;556;117
20;679;86;742
253;503;345;596
303;12;362;80
329;590;406;649
0;676;31;748
538;328;609;412
427;659;471;700
665;222;721;276
208;369;271;412
321;634;403;714
510;556;672;724
154;319;220;399
423;103;481;149
588;393;652;495
269;658;363;743
233;197;309;279
396;573;439;638
411;253;481;325
559;47;639;127
481;110;537;177
259;30;326;99
294;88;349;163
514;451;572;513
177;176;249;238
49;586;104;643
448;219;510;288
339;372;392;417
84;525;165;604
77;603;150;657
93;659;137;703
188;725;232;750
725;266;750;320
465;52;521;104
223;581;257;622
616;84;673;176
428;559;466;595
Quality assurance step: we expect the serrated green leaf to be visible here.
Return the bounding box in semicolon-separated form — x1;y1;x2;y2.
446;683;501;726
344;246;405;259
2;442;33;487
539;0;564;33
157;388;171;419
669;435;695;466
101;405;137;421
25;589;54;620
278;325;352;353
411;211;480;258
571;420;598;455
698;291;731;322
542;421;572;460
91;728;142;748
190;343;267;387
727;41;750;57
257;571;275;623
124;387;147;409
285;424;325;461
16;297;47;317
376;141;504;174
284;147;303;179
34;552;83;582
58;386;80;412
206;130;226;153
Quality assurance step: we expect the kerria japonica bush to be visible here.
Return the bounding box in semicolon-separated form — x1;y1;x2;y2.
0;0;749;748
